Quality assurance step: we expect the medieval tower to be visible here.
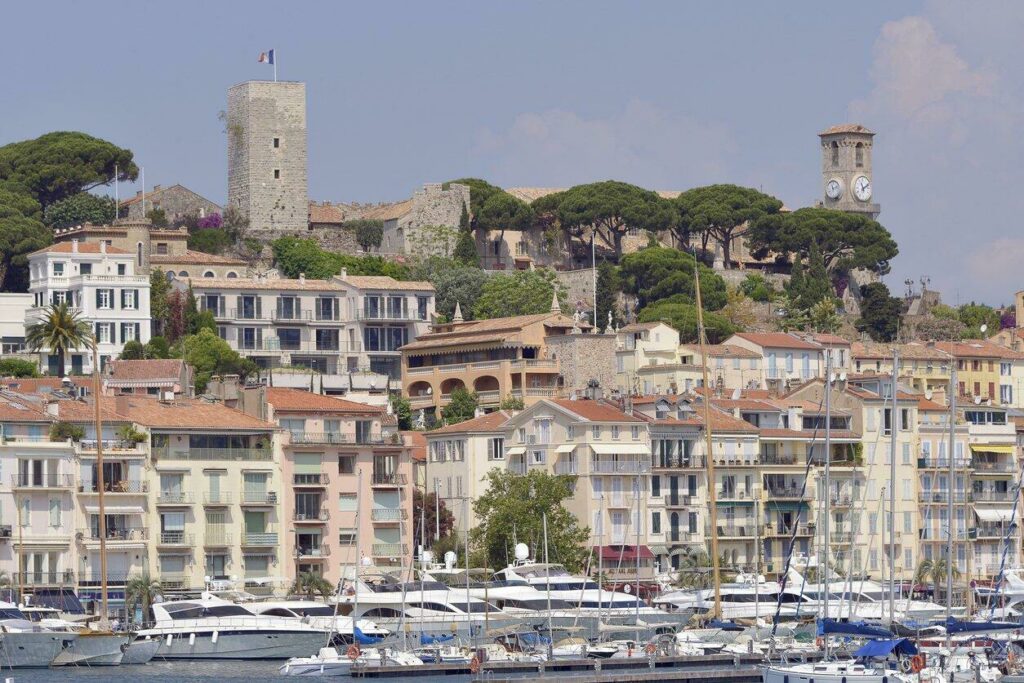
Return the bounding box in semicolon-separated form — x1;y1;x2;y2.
818;124;880;218
227;81;308;232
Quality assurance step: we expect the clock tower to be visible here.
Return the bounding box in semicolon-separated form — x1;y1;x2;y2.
819;124;880;218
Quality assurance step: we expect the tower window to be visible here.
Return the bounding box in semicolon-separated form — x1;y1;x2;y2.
274;169;281;179
855;142;864;167
831;141;839;167
273;137;280;148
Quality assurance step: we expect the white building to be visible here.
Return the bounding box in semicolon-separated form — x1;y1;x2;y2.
27;241;151;375
0;293;32;355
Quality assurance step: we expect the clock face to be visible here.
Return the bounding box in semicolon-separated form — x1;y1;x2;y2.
825;179;842;200
853;175;872;202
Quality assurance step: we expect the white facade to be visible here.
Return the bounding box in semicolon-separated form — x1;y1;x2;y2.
0;293;32;354
27;241;151;375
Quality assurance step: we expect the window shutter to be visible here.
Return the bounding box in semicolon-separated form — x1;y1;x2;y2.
135;323;141;340
96;290;102;308
110;323;117;344
236;296;242;316
255;297;262;318
120;290;126;308
133;289;139;307
276;297;282;317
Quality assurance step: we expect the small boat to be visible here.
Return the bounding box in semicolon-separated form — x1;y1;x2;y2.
279;646;356;677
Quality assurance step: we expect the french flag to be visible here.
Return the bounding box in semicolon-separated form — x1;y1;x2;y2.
258;49;275;65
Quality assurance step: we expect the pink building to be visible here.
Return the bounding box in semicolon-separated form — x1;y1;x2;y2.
267;388;413;583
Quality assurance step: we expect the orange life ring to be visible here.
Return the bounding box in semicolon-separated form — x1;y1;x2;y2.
470;656;481;674
644;643;657;656
911;655;926;673
346;644;361;660
816;637;824;649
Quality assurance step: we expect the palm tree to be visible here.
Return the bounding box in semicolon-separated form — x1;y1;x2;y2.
125;574;162;626
25;302;93;378
291;571;334;600
914;557;961;604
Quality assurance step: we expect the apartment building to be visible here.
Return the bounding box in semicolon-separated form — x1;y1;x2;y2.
851;342;953;397
400;306;585;414
724;333;832;389
937;340;1024;408
424;411;511;531
614;322;695;395
186;271;433;382
267;388;413;577
681;344;764;393
26;241;151;375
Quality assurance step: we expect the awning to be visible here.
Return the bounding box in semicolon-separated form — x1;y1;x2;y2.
590;443;651;455
83;505;143;515
505;446;526;456
974;507;1015;523
970;444;1016;454
853;638;918;659
555;444;576;453
765;501;808;511
592;545;654;561
648;545;669;555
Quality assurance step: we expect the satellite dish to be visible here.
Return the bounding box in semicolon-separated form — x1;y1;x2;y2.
623;583;632;593
204;575;212;583
980;324;988;334
426;387;432;395
422;550;434;565
514;543;530;562
444;551;457;569
829;373;837;384
731;388;741;400
974;395;983;405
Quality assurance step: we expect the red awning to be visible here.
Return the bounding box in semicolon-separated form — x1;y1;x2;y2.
593;545;654;561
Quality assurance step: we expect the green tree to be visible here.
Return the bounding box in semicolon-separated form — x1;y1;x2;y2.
719;285;757;329
347;219;384;252
499;395;525;411
144;336;171;359
637;297;737;343
595;260;621;327
957;303;1001;338
445;179;533;264
50;421;84;442
441;387;478;425
776;294;811;332
453;230;479;266
221;205;249;241
809;298;842;334
390;394;413;430
149;269;170;338
0;208;51;292
618;247;727;310
914;557;960;604
271;237;409;280
787;241;832;311
532;180;675;260
748;207;898;275
740;274;775;302
25;302;93;378
291;572;334;599
674;184;783;268
43;192;116;228
146;207;168;227
473;268;567;320
855;282;903;342
119;340;145;360
458;202;470;232
412;488;456;551
179;328;259;392
187;228;232;255
472;470;590;573
125;574;162;625
0;131;137;209
409;256;487;322
0;358;39;378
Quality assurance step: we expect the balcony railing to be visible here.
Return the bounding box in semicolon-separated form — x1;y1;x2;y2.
243;532;278;547
297;543;331;558
81;480;148;494
664;494;696;507
356;310;424;322
760;453;798;466
972;460;1016;473
919;490;971;503
77;440;146;454
241;491;278;505
80;528;147;542
204;532;232;546
764;525;812;537
372;543;407;558
510;359;559;371
157;492;194;505
715;488;757;501
717;525;752;538
371;508;405;522
290;432;391;446
590;460;650;474
975;525;1015;539
832;532;854;543
293;473;329;487
14;571;75;586
153;446;272;462
651;456;705;470
371;472;406;487
972;491;1011;502
918;458;971;469
158;532;193;545
203;492;233;505
12;473;74;489
294;509;329;522
79;574;128;587
764;486;809;499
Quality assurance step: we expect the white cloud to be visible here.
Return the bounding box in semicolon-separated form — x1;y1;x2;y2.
473;100;736;190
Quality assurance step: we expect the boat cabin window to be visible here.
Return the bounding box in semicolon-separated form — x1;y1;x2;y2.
362;608;403;618
260;607;299;617
0;608;27;620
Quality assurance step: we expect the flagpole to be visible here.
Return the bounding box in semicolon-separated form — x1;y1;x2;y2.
274;52;277;82
114;164;119;219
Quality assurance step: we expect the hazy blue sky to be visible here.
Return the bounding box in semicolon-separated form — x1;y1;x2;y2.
2;1;1020;304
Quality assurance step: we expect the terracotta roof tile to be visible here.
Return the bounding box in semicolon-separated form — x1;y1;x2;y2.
31;242;129;255
618;322;664;332
549;399;643;423
403;430;427;461
430;411;511;434
267;388;384;415
151;250;246;266
851;341;950;361
680;344;762;359
401;313;581;352
810;333;851;346
341;275;434;292
730;333;821;351
107;360;185;383
308;202;349;224
54;395;275;430
710;398;781;412
360;199;413;221
183;276;346;291
936;340;1024;360
0;393;51;422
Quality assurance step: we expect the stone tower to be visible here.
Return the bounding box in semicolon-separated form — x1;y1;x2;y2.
818;124;879;218
227;81;308;232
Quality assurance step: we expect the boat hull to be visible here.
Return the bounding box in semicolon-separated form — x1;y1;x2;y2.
51;633;130;666
122;636;161;665
148;629;328;660
280;658;354;676
0;632;76;668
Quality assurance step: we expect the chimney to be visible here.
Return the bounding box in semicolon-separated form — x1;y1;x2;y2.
153;184;161;192
341;267;348;279
624;395;633;416
71;239;79;253
299;273;306;285
99;241;106;254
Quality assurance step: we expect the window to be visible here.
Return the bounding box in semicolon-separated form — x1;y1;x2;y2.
277;328;301;351
903;511;912;533
531;450;544;465
902;442;910;465
121;323;139;343
855;142;864;167
338;494;357;512
631;426;640;440
96;323;112;344
517;428;526;443
883;408;892;435
338;529;357;546
121;289;137;310
53;262;65;276
273;137;280;148
274;169;280;179
488;437;504;460
900;408;910;431
338;455;355;474
831;141;839;167
651;511;662;534
49;499;61;527
417;296;429;320
869;512;878;534
611;426;620;440
567;425;575;440
592;426;600;439
204;270;214;277
80;263;92;275
97;288;112;309
156;243;168;255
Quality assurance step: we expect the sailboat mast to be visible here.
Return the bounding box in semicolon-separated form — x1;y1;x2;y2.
888;348;898;624
946;363;957;646
754;496;760;640
353;468;361;644
822;350;832;630
543;512;553;654
92;343;109;628
693;257;722;620
634;479;641;625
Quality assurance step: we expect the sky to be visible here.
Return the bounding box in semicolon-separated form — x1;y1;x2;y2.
1;0;1020;304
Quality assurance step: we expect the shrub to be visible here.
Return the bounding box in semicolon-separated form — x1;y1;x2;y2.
50;422;84;442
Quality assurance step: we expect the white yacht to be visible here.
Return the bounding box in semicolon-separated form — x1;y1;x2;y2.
20;605;130;666
783;568;949;622
280;645;424;676
653;573;804;621
138;593;327;660
0;602;77;668
243;600;390;644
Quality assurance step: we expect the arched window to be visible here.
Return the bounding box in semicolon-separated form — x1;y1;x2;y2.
855;142;864;167
226;271;238;279
165;271;175;281
137;242;144;267
831;141;839;167
203;271;215;278
178;271;189;277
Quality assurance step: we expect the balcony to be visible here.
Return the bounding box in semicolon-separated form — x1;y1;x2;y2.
553;460;579;475
761;453;798;466
371;472;406;487
830;494;853;506
764;525;812;537
356;310;424;322
371;508;406;523
80;480;148;494
372;543;407;558
763;486;810;500
243;532;279;547
297;543;331;558
972;460;1016;474
160;573;189;590
153;446;273;462
158;532;194;546
476;390;500;405
241;491;278;506
664;494;697;507
294;509;329;523
651;456;706;470
79;528;148;544
203;492;233;506
157;492;194;506
715;488;757;501
12;473;74;489
76;440;147;456
832;532;854;544
78;574;128;588
292;473;327;489
510;359;559;371
14;571;76;587
972;490;1011;502
717;524;752;538
204;532;233;547
974;525;1013;540
290;432;391;446
590;460;650;474
919;490;971;503
917;458;970;469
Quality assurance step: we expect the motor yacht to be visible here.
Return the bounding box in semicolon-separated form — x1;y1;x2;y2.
242;600;390;645
783;568;950;622
138;593;327;660
654;572;804;621
0;602;77;668
19;605;130;666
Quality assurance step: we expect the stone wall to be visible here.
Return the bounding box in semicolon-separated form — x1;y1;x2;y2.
227;81;308;233
124;185;222;221
556;268;597;314
385;183;470;255
546;333;617;394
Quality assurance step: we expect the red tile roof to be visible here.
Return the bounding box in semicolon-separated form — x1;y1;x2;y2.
31;242;129;255
731;333;821;350
54;395;275;430
936;340;1024;360
810;333;851;346
403;430;427;461
680;344;762;359
151;250;246;266
549;399;643;423
267;388;384;415
106;360;186;383
430;411;511;434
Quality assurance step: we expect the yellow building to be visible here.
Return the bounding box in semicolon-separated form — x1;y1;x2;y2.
937;340;1024;407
